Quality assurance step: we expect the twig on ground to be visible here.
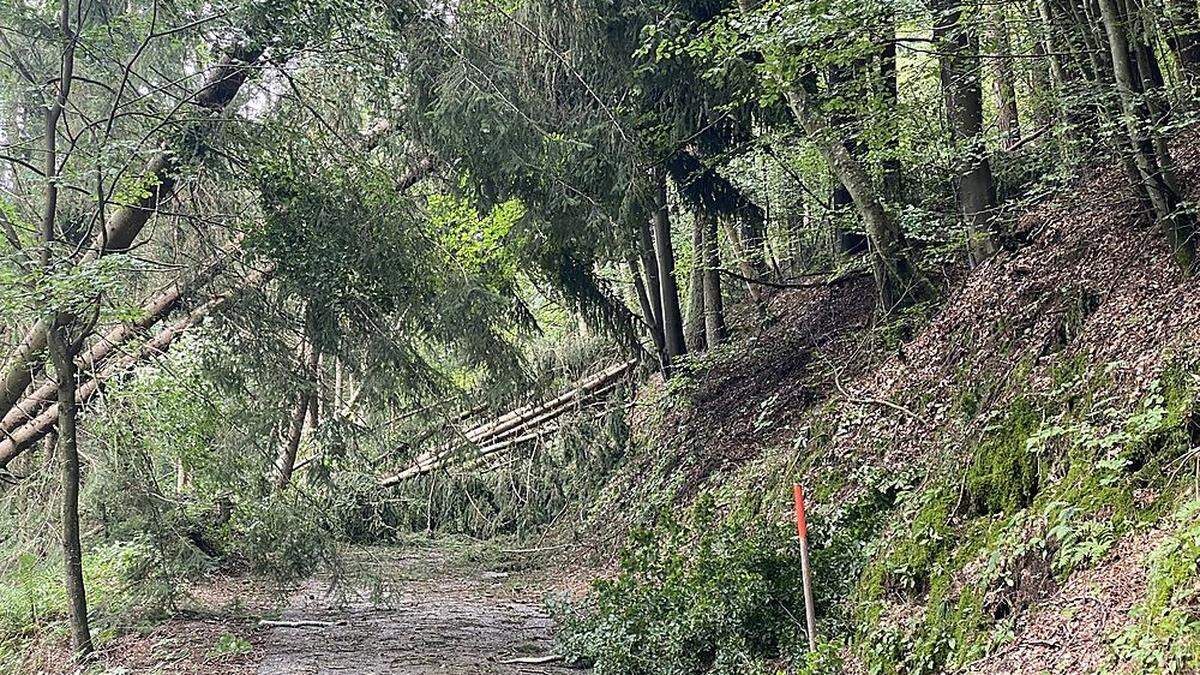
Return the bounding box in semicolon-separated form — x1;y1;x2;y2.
819;352;923;422
257;619;335;629
497;654;564;665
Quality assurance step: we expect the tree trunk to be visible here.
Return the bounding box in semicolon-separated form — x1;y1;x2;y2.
274;311;320;488
782;82;927;310
828;64;871;256
274;394;311;488
937;0;999;265
1021;0;1056;129
637;219;665;338
719;218;764;307
1166;0;1200;82
0;44;264;424
652;178;687;366
628;256;666;367
2;248;236;435
700;211;726;346
685;214;707;352
880;36;903;203
47;323;93;659
0;266;275;470
987;3;1022;150
40;0;75;268
1099;0;1198;270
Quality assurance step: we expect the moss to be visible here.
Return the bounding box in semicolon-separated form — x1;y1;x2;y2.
852;487;1005;674
858;487;957;601
907;580;990;673
964;398;1044;516
1111;499;1200;672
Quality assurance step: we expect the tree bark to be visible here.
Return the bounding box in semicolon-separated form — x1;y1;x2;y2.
937;0;1000;265
47;322;93;658
1099;0;1198;270
700;211;726;346
652;178;687;367
685;214;707;352
782;82;927;310
987;3;1022;150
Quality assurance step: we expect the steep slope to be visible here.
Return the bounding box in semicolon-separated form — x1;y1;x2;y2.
573;142;1200;673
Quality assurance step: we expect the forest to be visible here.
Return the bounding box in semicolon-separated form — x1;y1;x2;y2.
2;0;1200;672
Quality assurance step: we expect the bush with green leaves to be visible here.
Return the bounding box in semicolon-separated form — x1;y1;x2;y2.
554;494;812;675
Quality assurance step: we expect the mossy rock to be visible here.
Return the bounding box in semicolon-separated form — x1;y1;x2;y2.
964;398;1045;516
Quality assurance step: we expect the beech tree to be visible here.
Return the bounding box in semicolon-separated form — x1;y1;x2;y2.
937;0;999;265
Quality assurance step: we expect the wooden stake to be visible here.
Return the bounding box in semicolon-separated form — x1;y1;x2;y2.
794;484;817;651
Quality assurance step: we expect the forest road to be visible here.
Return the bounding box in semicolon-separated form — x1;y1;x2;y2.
255;546;586;675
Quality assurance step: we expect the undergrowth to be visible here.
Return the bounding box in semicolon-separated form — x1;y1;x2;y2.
553;494;810;674
1111;499;1200;673
0;541;145;668
568;349;1200;674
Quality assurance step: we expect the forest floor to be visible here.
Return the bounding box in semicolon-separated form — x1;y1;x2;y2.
28;539;589;674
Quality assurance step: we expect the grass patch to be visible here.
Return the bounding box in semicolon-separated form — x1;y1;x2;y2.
0;541;148;668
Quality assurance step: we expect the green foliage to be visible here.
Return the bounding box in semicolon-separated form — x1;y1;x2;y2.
210;632;253;658
850;362;1199;674
1112;500;1200;673
555;494;810;674
0;542;148;667
429;191;524;290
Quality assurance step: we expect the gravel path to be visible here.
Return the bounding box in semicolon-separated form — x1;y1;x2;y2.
256;547;584;675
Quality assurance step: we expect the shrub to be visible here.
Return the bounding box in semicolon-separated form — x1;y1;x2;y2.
554;494;811;674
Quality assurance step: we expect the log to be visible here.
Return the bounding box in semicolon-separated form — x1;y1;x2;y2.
0;46;265;423
497;654;564;665
257;619;334;629
0;267;273;470
378;360;635;487
0;244;240;434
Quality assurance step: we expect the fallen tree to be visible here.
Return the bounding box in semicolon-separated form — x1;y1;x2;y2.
0;244;241;435
0;266;275;472
379;360;635;486
0;43;267;425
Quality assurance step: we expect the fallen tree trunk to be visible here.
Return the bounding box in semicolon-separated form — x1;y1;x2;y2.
0;46;265;424
461;361;634;446
379;360;635;487
0;245;239;435
0;267;274;471
381;425;563;485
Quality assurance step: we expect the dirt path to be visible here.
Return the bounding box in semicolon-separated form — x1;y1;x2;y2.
256;545;587;675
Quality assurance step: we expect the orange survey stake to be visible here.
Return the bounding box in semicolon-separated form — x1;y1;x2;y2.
793;484;808;540
793;483;817;651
